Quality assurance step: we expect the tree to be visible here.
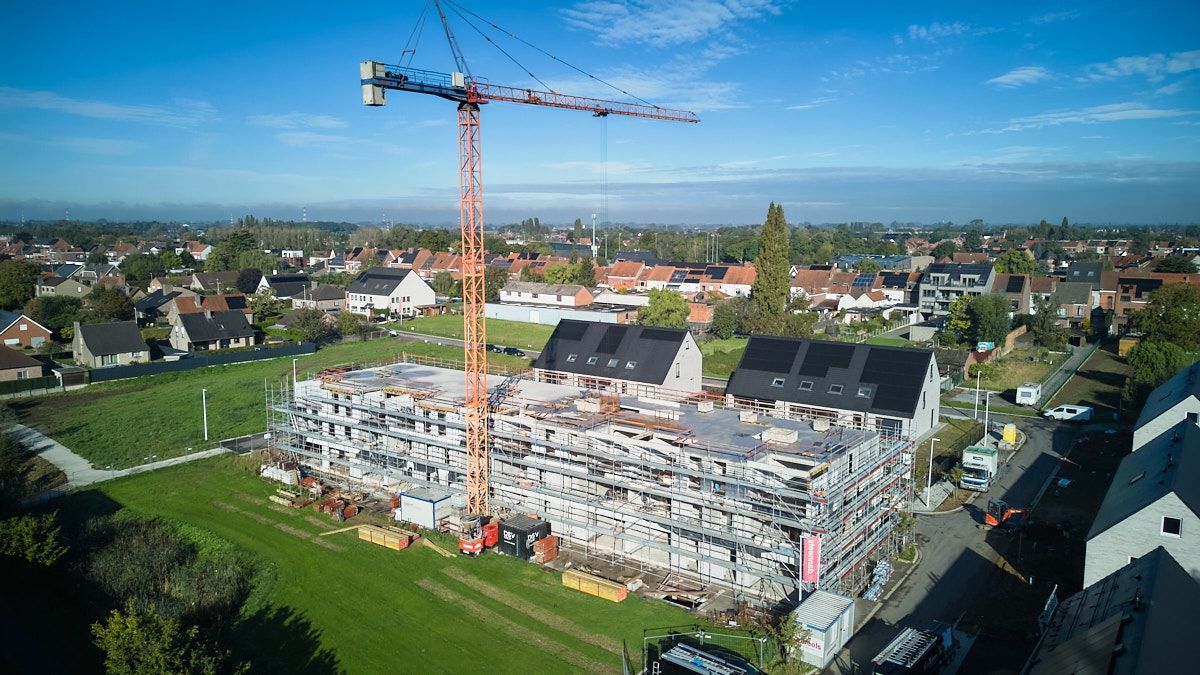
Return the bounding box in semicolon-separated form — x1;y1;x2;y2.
1156;254;1199;274
0;260;40;309
23;296;83;336
947;464;966;500
994;249;1037;275
248;289;278;322
119;253;164;281
747;203;790;334
574;258;597;287
236;268;263;294
85;287;134;322
638;288;689;328
931;241;956;260
338;311;372;340
572;217;583;243
483;266;509;302
159;250;184;271
943;296;972;343
92;603;224;675
290;309;336;343
711;297;749;339
543;262;576;285
966;294;1011;345
430;271;457;296
854;258;881;274
962;230;982;251
87;250;110;264
763;611;814;674
1133;283;1200;350
0;512;68;566
1027;294;1067;349
1123;341;1191;411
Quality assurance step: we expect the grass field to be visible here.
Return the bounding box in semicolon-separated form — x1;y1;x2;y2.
699;338;747;380
974;345;1063;393
40;456;702;673
391;314;556;351
11;339;529;469
1047;347;1131;417
863;336;915;347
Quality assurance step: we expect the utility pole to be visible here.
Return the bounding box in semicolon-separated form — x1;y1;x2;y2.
983;392;992;445
925;437;941;506
973;374;981;420
591;213;598;260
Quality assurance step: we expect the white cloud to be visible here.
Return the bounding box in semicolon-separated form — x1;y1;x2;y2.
906;21;970;42
542;160;648;174
247;112;344;129
0;86;215;128
787;96;836;110
276;131;356;147
986;66;1053;88
983;102;1198;133
1029;9;1082;25
1156;82;1184;95
1082;49;1200;82
560;0;781;45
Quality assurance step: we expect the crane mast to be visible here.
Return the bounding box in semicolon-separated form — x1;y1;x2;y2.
360;1;697;527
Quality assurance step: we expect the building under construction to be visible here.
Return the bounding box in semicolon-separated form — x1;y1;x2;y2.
269;356;913;603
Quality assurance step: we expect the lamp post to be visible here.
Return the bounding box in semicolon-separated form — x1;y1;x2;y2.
202;388;209;442
926;437;942;506
973;372;981;420
984;391;993;445
292;358;299;398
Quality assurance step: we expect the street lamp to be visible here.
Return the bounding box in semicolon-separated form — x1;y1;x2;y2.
202;388;209;442
983;391;993;445
973;373;981;420
292;358;299;397
926;437;942;507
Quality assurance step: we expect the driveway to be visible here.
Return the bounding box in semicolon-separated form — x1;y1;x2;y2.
392;330;541;359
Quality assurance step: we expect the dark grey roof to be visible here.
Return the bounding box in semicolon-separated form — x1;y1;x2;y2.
1055;281;1093;305
1088;421;1200;540
40;276;69;287
134;289;181;312
532;320;688;385
53;263;82;278
725;337;936;417
501;281;586;296
0;345;42;370
296;284;345;301
1064;262;1104;290
192;271;240;290
1134;361;1200;432
346;268;412;295
613;250;661;265
922;263;993;284
77;321;147;356
1029;547;1199;675
178;311;255;343
262;273;311;298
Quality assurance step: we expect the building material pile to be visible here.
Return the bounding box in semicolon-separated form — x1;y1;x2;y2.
562;569;627;602
358;524;419;551
533;534;559;564
261;462;300;485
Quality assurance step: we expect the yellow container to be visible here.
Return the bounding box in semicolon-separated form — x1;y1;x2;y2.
562;570;627;602
1002;423;1017;444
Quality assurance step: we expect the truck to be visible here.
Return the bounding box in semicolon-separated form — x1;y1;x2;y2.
870;621;956;674
1015;382;1041;406
959;445;999;492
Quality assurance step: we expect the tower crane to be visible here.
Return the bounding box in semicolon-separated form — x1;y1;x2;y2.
360;0;697;553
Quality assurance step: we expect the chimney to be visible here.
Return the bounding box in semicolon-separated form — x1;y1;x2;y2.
204;310;212;319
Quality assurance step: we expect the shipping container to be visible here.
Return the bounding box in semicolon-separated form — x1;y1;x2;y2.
562;569;627;602
399;488;452;530
498;514;551;559
793;590;856;670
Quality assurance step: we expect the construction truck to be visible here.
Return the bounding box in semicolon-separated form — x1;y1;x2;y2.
959;446;999;492
457;513;499;556
984;499;1030;529
870;621;955;674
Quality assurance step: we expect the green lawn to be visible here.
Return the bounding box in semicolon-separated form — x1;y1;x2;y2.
1047;347;1131;417
42;456;705;673
913;417;984;489
864;336;916;347
391;314;555;351
973;345;1064;393
699;338;747;380
12;339;529;469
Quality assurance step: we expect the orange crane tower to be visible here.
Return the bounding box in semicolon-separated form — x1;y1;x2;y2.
361;0;697;522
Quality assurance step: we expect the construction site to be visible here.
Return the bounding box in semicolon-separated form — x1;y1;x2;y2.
266;354;915;605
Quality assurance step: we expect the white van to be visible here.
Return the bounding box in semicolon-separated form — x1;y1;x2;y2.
1015;383;1042;406
1043;404;1094;422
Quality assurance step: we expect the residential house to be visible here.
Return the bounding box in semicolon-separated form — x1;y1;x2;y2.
1063;261;1104;289
257;273;312;300
72;321;149;367
0;310;52;349
499;281;594;308
917;263;996;316
1084;422;1200;586
35;276;90;298
168;294;252;326
191;271;241;293
950;252;990;264
1113;273;1200;333
170;311;257;352
990;273;1032;316
0;345;43;382
532;320;702;393
1027;547;1197;675
345;268;435;318
1053;281;1094;329
133;286;197;326
725;337;941;439
292;284;346;312
603;261;645;290
1131;361;1200;451
875;272;921;305
79;263;124;286
181;241;212;262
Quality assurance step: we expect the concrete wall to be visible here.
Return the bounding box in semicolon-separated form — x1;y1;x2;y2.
1085;493;1200;586
485;303;636;326
1133;401;1200;451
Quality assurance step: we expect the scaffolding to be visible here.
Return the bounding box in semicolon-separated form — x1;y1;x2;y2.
267;360;912;604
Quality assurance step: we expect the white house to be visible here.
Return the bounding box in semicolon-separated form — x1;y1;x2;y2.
499;281;594;308
345;268;435;318
1084;421;1200;586
1132;361;1200;451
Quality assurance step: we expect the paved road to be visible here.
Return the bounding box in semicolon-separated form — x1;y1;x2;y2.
834;415;1079;673
392;330;541;359
10;424;229;501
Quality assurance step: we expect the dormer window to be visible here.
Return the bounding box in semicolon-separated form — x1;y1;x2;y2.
566;354;578;362
771;377;786;387
829;384;843;394
799;381;813;391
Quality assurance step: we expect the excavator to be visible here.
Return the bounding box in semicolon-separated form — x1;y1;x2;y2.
985;499;1030;529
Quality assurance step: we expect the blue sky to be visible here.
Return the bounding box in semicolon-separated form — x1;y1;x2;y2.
1;1;1198;225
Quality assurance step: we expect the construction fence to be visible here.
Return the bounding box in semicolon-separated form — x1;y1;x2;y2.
88;342;317;383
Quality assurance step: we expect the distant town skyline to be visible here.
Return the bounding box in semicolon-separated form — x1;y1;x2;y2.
2;1;1198;224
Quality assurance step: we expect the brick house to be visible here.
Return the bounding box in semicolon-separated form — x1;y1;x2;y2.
0;310;52;349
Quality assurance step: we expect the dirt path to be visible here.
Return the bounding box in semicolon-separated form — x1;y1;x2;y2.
441;568;621;655
416;578;610;674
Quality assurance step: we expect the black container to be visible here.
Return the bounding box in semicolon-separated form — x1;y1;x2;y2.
498;514;551;559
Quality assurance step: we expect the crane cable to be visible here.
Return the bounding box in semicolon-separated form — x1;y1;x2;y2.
398;0;433;68
443;0;661;109
442;2;555;93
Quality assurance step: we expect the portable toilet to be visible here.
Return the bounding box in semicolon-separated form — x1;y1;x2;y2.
1002;423;1017;445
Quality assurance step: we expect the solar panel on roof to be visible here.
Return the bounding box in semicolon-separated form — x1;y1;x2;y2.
860;349;928;413
555;321;589;341
669;270;688;283
1006;275;1025;293
852;273;876;287
740;337;801;372
798;342;855;377
596;325;629;354
640;328;681;342
705;266;728;280
882;274;908;288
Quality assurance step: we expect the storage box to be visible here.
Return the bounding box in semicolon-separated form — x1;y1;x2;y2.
498;515;551;559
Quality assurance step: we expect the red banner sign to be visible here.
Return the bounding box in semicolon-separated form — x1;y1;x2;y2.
802;536;821;583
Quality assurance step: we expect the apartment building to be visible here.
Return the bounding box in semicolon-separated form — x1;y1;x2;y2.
917;263;995;316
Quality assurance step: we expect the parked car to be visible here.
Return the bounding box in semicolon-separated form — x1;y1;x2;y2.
386;329;398;337
502;346;526;357
1042;404;1094;422
487;343;504;353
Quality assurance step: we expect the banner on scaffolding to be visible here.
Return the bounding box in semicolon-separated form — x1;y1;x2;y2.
802;535;821;583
